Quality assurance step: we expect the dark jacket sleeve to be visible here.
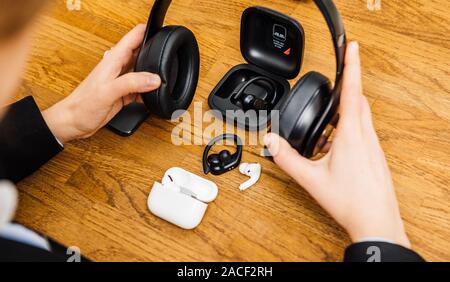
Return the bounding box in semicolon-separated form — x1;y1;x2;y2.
0;238;66;262
0;96;63;183
0;236;90;262
344;241;425;262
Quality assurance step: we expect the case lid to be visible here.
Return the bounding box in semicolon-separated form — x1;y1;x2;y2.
241;6;304;80
161;167;218;203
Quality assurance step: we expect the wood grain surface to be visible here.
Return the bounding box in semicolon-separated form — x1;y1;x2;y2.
11;0;450;261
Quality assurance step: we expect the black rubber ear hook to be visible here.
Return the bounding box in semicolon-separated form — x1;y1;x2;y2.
203;134;243;175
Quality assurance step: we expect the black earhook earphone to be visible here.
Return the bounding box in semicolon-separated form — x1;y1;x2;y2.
232;76;277;111
107;0;200;136
203;134;243;176
278;0;347;158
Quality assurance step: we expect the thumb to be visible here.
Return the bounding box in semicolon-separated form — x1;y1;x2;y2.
339;41;363;128
264;133;319;188
109;72;161;101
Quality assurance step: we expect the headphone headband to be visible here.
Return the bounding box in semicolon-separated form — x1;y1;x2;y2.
203;134;243;175
144;1;345;89
142;0;172;48
313;0;346;92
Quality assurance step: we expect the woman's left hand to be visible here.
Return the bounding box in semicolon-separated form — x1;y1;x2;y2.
42;24;161;144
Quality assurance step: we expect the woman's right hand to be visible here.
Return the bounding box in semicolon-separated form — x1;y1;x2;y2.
264;42;410;247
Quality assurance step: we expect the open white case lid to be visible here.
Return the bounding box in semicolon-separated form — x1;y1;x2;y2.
161;167;218;203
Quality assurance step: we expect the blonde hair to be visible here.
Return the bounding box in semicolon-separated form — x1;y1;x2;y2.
0;0;48;39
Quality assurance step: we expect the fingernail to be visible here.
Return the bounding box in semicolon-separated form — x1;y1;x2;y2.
264;133;281;157
349;41;359;52
147;74;161;87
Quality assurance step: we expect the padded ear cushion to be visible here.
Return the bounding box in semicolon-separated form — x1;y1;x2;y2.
279;71;332;155
136;25;200;119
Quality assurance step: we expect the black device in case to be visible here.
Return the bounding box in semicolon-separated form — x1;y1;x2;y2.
208;6;304;130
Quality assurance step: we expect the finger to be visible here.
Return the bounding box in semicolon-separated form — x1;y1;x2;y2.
360;95;384;155
122;49;140;74
339;42;363;128
264;133;319;187
360;95;374;130
107;24;146;68
103;49;111;58
114;24;146;54
123;93;138;106
108;72;161;102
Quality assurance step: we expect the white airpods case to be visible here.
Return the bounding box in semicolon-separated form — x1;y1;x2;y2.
147;167;218;229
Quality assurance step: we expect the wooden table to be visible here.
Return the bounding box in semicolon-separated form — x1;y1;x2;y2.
14;0;449;261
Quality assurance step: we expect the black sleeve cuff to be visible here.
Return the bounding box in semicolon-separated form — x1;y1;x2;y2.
0;96;63;183
344;241;425;262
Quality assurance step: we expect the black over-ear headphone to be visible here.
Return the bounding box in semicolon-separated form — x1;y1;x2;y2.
203;134;243;176
136;0;200;119
278;0;346;158
108;0;200;136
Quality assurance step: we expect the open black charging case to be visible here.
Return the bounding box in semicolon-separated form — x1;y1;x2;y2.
208;6;304;130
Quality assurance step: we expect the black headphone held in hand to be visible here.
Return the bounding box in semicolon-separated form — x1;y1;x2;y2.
232;76;277;111
108;0;200;136
203;134;243;176
278;0;347;158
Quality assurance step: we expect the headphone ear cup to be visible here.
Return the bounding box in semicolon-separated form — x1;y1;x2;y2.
136;25;200;119
279;72;331;156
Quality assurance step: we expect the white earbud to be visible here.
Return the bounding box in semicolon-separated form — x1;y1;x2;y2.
238;163;261;191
